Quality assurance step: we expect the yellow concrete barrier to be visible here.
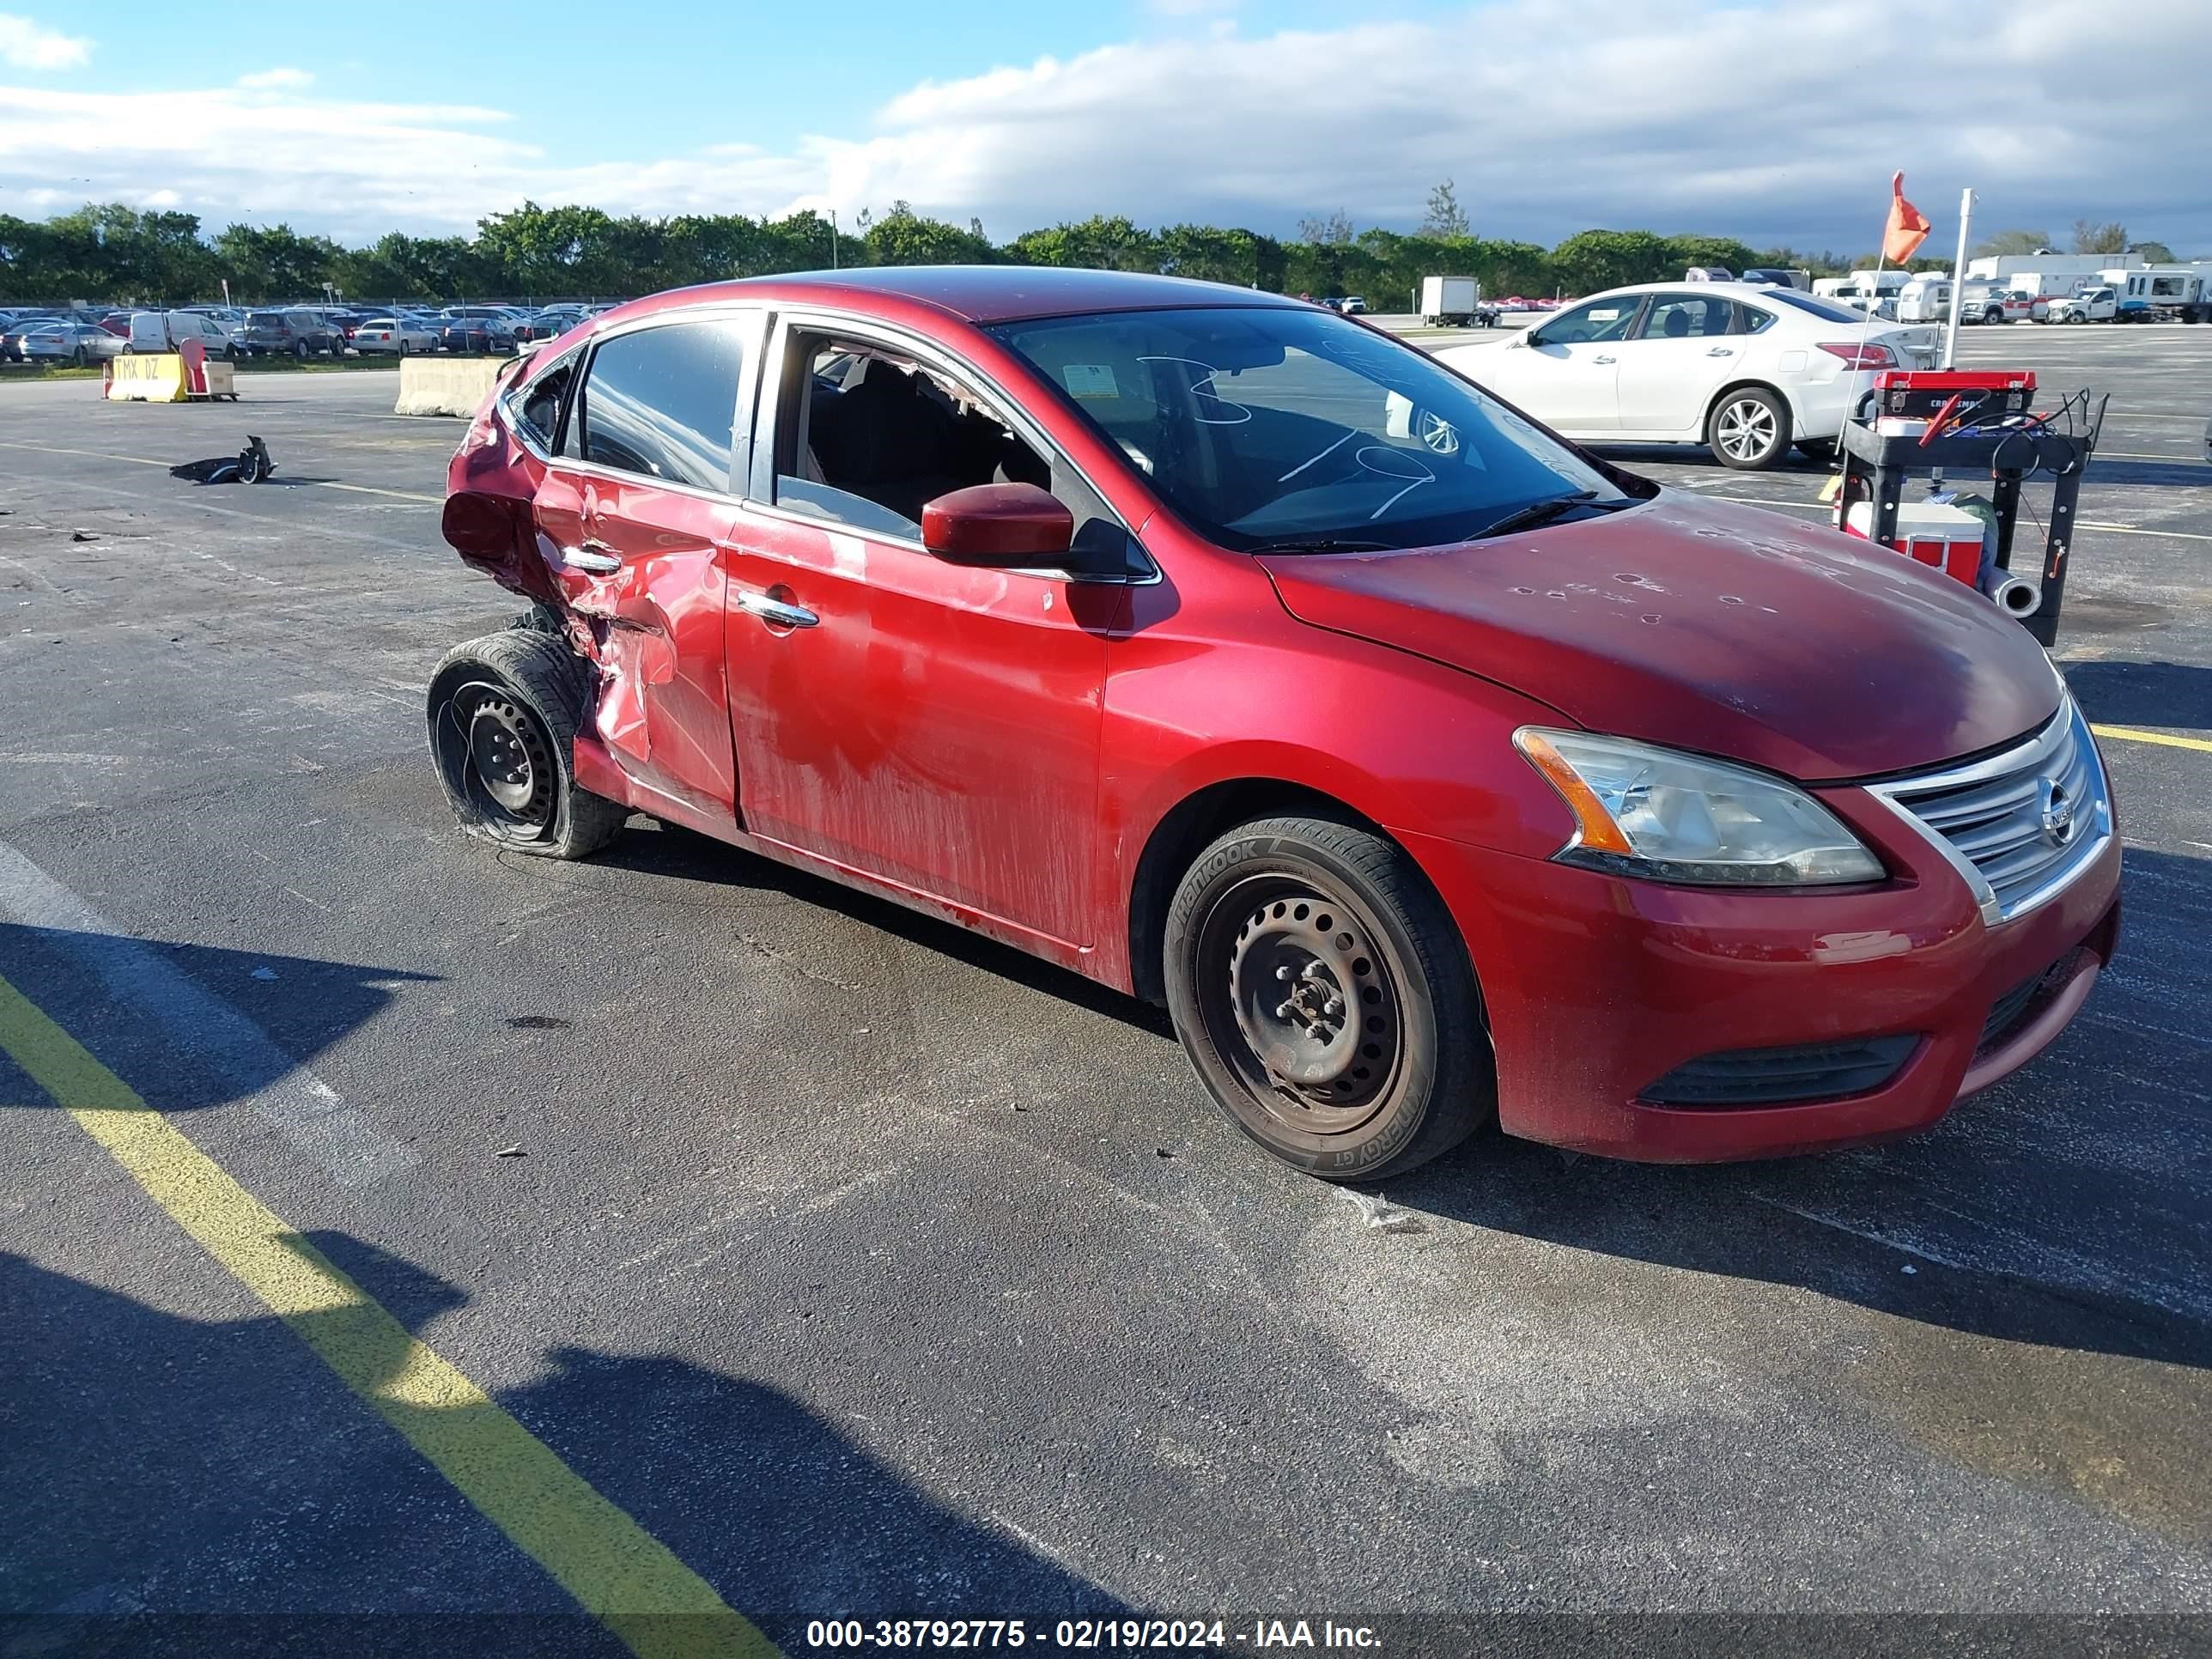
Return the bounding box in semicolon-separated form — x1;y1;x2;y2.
395;356;505;417
106;352;187;403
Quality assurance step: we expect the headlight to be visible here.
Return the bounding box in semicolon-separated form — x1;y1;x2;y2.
1514;728;1884;887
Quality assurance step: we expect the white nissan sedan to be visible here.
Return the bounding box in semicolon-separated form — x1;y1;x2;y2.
1431;283;1942;469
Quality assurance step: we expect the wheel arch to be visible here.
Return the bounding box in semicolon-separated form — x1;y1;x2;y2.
1705;375;1798;432
1126;776;1394;1006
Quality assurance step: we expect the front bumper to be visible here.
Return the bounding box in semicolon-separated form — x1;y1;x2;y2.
1398;792;2122;1162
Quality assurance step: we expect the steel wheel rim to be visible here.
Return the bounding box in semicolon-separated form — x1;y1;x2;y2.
1200;873;1405;1133
449;681;556;836
1717;398;1778;462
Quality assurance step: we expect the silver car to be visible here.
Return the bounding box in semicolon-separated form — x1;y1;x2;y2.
6;320;125;367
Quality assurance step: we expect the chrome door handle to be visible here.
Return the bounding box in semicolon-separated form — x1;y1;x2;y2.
733;589;817;629
1706;346;1735;356
1592;354;1615;364
560;543;621;575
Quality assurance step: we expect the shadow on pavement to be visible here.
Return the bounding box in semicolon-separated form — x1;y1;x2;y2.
0;1232;1125;1656
1395;842;2212;1377
2064;658;2212;731
582;822;1176;1038
0;923;436;1113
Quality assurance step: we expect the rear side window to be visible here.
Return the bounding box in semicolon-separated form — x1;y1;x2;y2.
1637;294;1735;339
571;319;746;491
1769;290;1874;324
509;356;575;453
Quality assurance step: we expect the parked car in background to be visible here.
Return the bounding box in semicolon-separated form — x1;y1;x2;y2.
126;309;240;358
512;310;583;343
351;316;441;355
428;268;2116;1180
1436;282;1941;469
239;308;348;357
4;319;126;366
439;311;516;353
2045;287;2119;324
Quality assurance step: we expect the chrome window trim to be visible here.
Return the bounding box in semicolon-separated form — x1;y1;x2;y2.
1861;697;2112;929
501;304;766;495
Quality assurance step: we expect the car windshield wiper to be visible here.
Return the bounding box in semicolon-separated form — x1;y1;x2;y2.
1245;537;1392;555
1469;490;1618;540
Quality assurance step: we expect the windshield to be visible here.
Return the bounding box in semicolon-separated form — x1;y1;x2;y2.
989;306;1638;552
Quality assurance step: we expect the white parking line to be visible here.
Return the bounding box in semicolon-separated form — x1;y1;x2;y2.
0;838;418;1189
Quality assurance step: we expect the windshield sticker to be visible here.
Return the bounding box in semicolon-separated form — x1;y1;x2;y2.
1061;363;1120;400
1589;307;1622;320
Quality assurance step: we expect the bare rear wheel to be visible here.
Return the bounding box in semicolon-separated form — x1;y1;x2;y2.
426;630;626;860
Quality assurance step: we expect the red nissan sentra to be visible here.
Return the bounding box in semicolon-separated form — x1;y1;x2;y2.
431;268;2119;1179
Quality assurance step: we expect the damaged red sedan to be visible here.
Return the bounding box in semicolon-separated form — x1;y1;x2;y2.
431;268;2118;1179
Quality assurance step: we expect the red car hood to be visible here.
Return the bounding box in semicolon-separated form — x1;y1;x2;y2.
1260;493;2060;781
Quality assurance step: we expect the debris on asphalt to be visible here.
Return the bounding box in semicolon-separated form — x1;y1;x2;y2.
250;967;277;981
494;1144;526;1158
1155;1147;1175;1158
169;435;274;486
1902;1264;1918;1275
71;529;97;542
1341;1191;1424;1234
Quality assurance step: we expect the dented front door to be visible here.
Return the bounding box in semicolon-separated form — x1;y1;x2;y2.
720;516;1115;954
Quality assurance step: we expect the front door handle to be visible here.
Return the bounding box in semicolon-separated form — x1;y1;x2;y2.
1706;346;1735;356
560;542;621;575
1592;354;1615;364
733;588;818;629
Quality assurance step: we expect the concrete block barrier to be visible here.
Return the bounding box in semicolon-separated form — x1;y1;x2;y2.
106;353;187;402
395;356;504;417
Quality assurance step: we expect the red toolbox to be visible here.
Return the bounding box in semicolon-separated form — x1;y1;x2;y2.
1871;368;2036;422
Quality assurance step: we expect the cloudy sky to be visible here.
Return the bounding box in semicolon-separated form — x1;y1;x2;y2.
1;0;2205;252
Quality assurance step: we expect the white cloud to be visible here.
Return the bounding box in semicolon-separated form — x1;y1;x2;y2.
0;1;2203;252
0;12;88;70
237;67;314;90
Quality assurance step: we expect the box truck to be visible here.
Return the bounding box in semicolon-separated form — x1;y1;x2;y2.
1419;276;1487;326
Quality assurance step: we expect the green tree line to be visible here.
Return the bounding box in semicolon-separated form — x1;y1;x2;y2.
1;198;1884;309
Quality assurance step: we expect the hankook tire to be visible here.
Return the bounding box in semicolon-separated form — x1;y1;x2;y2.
1164;815;1492;1181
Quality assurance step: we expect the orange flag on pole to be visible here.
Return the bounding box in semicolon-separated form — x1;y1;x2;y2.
1884;172;1931;264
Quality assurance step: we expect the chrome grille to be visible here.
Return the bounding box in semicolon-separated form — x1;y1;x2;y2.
1868;698;2111;925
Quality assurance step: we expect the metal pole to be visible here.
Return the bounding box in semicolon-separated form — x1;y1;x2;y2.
830;210;839;270
1942;186;1974;369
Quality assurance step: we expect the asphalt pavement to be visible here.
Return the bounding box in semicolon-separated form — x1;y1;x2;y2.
1;325;2208;1658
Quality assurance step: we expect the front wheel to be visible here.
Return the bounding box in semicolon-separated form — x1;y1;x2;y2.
293;340;309;359
426;630;627;860
1164;816;1492;1182
1709;386;1791;470
70;346;87;368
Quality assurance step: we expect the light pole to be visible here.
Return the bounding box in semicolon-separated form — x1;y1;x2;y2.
830;210;839;270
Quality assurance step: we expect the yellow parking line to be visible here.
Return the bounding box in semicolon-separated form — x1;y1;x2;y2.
2093;724;2212;754
0;971;775;1659
0;440;442;504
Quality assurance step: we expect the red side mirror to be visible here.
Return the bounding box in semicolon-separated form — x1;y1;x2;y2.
921;483;1074;566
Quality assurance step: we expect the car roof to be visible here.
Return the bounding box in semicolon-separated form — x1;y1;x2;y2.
601;265;1310;328
1578;281;1790;300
